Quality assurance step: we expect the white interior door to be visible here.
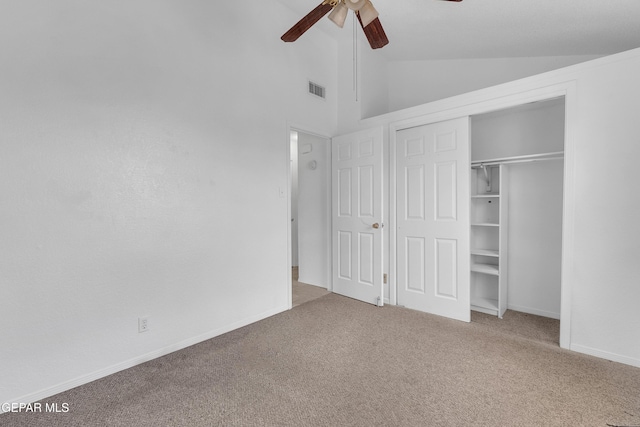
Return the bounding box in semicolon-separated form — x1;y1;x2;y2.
332;127;384;306
396;117;470;321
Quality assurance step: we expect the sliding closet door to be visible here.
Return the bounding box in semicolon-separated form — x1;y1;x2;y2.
396;117;470;322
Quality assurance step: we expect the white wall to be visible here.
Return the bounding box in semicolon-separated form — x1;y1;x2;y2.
361;46;390;119
296;132;330;288
0;0;337;405
507;160;564;318
566;52;640;364
471;99;566;160
386;55;602;113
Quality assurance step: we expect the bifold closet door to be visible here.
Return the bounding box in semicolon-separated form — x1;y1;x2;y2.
396;117;470;322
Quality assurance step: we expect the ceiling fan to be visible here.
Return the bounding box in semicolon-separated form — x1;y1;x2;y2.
281;0;463;50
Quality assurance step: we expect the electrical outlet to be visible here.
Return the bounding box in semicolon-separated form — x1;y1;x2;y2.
138;317;149;333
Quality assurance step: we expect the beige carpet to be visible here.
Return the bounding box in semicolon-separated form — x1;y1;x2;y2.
3;293;640;427
292;267;329;307
471;309;560;345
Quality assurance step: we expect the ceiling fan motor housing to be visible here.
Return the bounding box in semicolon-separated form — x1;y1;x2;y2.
345;0;366;11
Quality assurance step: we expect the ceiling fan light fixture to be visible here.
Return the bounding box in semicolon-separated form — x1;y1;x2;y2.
358;1;379;27
345;0;366;11
328;1;348;28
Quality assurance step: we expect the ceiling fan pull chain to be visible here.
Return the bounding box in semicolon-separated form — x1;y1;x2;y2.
353;12;358;102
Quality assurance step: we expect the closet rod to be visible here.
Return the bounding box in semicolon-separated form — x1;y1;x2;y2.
471;151;564;168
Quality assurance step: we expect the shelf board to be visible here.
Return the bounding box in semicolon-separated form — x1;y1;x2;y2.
471;223;499;227
471;297;499;315
471;249;499;257
471;263;499;276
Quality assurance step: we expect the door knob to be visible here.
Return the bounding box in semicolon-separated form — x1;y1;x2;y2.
372;223;380;229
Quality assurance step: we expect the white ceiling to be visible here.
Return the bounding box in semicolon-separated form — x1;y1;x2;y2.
277;0;640;61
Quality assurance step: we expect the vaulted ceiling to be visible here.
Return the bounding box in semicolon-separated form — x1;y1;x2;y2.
277;0;640;61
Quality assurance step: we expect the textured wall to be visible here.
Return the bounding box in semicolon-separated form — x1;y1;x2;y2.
0;0;337;404
296;132;330;288
386;55;602;113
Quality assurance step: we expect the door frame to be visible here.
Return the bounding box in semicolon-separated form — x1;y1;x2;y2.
286;122;333;309
388;82;577;349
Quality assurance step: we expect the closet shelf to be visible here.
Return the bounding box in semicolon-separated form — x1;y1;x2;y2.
471;151;564;167
471;194;499;198
471;297;499;314
471;263;499;276
471;249;499;257
471;222;499;227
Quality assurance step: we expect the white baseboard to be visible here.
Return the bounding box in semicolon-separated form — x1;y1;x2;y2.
507;303;560;320
2;305;289;413
296;276;327;289
570;344;640;369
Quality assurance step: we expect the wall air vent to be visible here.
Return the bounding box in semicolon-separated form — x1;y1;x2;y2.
308;81;326;99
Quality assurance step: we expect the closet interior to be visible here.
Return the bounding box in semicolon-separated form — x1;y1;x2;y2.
470;97;565;322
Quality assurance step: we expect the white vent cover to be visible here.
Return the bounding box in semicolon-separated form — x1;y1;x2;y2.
308;81;326;99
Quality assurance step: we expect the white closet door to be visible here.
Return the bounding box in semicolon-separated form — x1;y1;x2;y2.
332;127;384;306
396;117;470;321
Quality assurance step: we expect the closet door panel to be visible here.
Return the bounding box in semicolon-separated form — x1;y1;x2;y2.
396;117;470;322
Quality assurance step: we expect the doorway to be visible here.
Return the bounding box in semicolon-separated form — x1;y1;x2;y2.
390;96;572;348
469;97;565;344
390;90;571;347
289;129;331;307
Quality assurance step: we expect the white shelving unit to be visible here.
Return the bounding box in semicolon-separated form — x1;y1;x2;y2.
470;163;508;318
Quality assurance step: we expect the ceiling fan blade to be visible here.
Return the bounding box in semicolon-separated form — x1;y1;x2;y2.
356;13;389;49
281;2;334;43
